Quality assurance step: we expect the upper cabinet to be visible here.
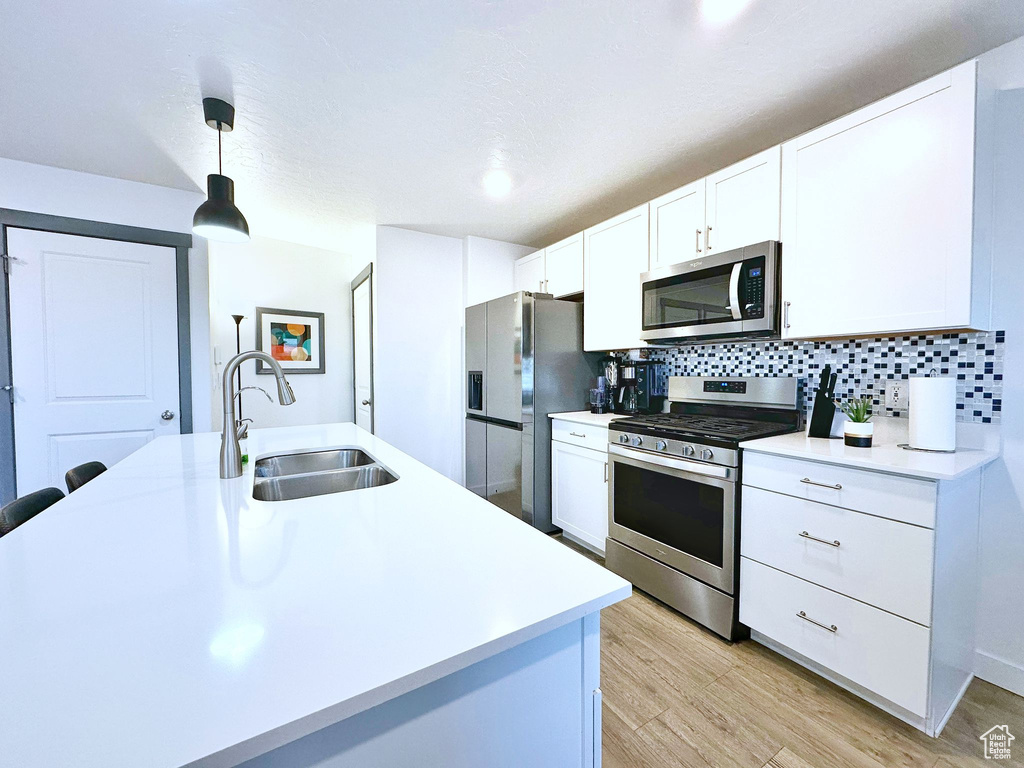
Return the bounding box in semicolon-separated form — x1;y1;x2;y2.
649;147;781;271
584;205;649;352
781;61;991;339
513;249;546;294
705;147;781;255
649;179;705;269
544;233;584;297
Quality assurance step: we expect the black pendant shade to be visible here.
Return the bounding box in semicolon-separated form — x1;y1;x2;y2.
193;174;250;242
193;98;251;243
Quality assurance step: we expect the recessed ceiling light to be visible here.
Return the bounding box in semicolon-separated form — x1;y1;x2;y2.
701;0;753;26
482;168;513;199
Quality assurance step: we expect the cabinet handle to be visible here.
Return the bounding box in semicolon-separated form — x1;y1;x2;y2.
797;610;837;633
800;477;842;491
569;431;586;438
539;280;544;291
706;226;713;251
604;462;609;483
799;530;841;548
695;228;702;254
784;300;792;329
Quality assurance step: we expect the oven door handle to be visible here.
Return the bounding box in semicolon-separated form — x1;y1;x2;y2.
608;444;733;480
728;262;743;321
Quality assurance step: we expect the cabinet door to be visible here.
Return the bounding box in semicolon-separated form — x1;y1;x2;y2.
649;179;706;269
544;233;584;297
781;62;976;339
705;146;781;255
551;440;608;553
513;250;546;293
583;204;649;352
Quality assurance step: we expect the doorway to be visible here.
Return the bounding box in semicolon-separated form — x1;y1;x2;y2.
0;210;193;502
351;264;374;432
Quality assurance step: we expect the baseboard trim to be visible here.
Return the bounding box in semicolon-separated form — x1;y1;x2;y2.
976;650;1024;697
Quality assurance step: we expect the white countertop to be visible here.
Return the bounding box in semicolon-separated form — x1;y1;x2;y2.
741;417;1000;481
0;423;630;768
548;410;620;428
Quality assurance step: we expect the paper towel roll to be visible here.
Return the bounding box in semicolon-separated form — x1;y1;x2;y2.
909;376;957;451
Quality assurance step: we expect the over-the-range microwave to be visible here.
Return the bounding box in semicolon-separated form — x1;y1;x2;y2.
639;240;781;344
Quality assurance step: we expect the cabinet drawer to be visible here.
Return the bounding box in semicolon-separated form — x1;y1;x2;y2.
551;419;608;453
742;451;937;527
740;558;930;716
741;487;934;625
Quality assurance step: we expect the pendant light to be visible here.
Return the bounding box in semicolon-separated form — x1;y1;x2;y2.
193;98;250;243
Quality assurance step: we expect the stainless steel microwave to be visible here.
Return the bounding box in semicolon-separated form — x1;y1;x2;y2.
639;241;780;343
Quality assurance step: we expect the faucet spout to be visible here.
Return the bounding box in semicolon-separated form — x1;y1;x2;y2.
220;351;296;479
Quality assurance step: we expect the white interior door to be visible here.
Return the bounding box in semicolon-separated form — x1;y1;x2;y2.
7;229;181;494
352;268;374;432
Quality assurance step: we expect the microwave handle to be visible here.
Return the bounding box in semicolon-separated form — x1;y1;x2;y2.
728;263;743;321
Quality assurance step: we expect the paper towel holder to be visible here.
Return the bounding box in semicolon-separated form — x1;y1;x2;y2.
897;443;956;454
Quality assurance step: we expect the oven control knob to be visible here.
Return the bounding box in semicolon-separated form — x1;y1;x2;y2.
682;445;696;457
618;434;630;444
630;436;643;448
700;448;714;461
654;440;667;451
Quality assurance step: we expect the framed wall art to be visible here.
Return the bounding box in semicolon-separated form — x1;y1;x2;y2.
255;307;326;374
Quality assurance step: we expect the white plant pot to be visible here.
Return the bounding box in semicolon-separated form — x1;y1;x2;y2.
844;420;874;448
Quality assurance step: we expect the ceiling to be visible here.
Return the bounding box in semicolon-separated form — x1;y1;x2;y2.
2;1;1023;251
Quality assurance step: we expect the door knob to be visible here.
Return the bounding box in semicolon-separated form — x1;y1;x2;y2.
361;399;371;406
161;410;175;420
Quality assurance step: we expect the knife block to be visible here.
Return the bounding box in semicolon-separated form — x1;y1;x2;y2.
808;395;842;439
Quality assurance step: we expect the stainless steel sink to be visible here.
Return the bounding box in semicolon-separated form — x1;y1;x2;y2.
253;466;398;501
254;448;375;478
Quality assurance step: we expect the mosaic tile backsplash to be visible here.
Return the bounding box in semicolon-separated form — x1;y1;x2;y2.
640;330;1005;424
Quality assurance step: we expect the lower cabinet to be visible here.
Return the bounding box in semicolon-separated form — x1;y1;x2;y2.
739;451;981;737
551;423;609;554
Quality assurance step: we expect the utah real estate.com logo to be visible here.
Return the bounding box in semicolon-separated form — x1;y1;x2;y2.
980;725;1014;760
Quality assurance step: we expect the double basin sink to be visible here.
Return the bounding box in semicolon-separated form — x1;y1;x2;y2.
252;447;398;501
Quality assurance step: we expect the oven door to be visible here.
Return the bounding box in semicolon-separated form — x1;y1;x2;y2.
639;242;777;343
607;444;736;593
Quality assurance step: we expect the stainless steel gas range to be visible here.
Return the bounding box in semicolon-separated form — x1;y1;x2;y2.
605;376;802;641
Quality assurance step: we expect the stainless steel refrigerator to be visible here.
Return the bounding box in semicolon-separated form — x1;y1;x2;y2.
466;291;598;532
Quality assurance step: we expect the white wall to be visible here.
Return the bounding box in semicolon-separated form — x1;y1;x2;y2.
208;236;358;429
0;158;213;430
375;226;464;481
463;236;534;308
974;37;1024;697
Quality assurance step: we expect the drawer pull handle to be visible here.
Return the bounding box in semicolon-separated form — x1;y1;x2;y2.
797;610;837;633
569;431;586;438
799;531;841;548
800;477;842;491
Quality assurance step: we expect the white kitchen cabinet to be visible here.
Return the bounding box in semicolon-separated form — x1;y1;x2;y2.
649;147;780;271
513;249;546;293
781;61;991;339
543;233;584;297
583;204;649;351
649;179;705;269
740;449;983;736
705;146;781;255
551;421;609;554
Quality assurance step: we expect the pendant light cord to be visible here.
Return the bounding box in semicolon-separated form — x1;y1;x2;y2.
218;125;223;175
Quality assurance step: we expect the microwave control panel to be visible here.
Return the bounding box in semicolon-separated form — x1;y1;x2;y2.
743;257;766;318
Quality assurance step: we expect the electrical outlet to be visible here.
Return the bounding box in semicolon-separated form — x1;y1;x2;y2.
886;382;909;410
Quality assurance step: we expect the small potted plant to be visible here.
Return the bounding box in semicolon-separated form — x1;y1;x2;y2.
836;395;873;447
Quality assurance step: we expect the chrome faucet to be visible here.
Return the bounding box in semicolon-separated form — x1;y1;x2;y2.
220;351;296;478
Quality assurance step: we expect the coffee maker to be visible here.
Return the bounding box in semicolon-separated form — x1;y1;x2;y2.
617;360;666;414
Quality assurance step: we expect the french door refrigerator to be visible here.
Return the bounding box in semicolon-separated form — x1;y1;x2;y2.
465;291;598;532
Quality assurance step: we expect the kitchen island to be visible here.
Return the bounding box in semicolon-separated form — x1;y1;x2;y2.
0;423;630;768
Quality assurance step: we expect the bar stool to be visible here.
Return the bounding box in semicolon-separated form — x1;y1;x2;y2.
0;487;65;537
65;461;107;493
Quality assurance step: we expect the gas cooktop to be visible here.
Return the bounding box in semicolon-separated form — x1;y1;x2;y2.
612;412;792;442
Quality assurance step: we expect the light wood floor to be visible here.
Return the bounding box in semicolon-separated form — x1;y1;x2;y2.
556;536;1024;768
